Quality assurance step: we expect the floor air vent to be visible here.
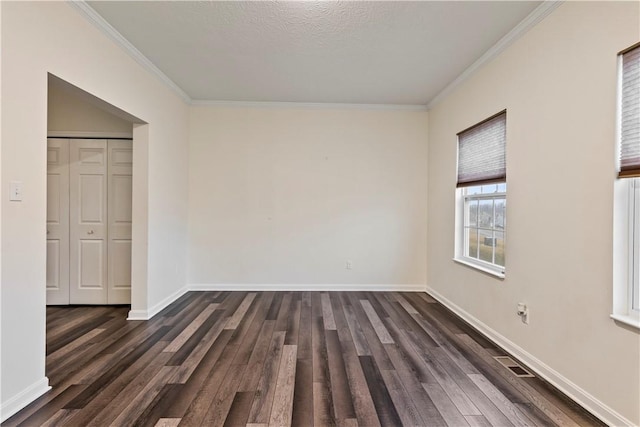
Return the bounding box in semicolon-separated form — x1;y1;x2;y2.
493;356;535;377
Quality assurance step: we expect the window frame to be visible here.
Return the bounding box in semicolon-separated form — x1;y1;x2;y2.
455;183;506;278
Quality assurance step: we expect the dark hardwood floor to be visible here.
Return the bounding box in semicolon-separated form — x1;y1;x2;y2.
4;291;604;426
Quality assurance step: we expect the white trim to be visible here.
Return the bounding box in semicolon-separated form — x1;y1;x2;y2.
453;258;505;279
189;283;427;292
609;313;640;330
47;131;133;139
127;286;188;321
67;1;191;104
426;286;636;427
0;377;51;423
190;100;428;111
427;1;563;110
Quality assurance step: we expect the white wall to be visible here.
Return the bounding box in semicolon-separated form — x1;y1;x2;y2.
0;2;189;420
188;107;428;288
427;2;640;425
48;77;132;134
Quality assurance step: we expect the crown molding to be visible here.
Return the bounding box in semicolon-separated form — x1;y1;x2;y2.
191;99;428;111
426;1;563;110
67;0;192;104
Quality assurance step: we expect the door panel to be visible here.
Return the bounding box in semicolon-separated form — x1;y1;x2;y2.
46;240;60;289
108;140;132;304
70;139;108;304
79;240;105;288
46;139;70;305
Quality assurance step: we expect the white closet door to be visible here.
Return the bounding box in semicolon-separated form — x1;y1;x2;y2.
46;139;70;305
69;139;108;304
107;140;132;304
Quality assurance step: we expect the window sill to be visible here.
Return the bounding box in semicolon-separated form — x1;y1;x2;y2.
453;257;505;279
610;313;640;330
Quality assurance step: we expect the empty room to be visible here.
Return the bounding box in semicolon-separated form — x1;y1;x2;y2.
1;1;639;426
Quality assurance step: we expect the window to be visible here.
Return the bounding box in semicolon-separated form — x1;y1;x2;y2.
612;42;640;328
455;111;506;277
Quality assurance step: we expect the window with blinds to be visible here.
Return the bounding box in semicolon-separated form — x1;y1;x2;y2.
619;43;640;178
457;111;507;187
455;111;507;276
613;42;640;328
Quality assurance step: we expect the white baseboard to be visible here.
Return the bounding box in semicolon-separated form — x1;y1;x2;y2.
0;377;51;423
425;286;635;427
188;283;427;292
127;286;188;320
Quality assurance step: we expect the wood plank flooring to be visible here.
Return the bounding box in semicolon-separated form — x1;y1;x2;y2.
3;291;605;427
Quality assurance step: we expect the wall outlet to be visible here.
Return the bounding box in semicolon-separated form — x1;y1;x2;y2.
346;260;353;270
10;180;23;201
516;302;529;324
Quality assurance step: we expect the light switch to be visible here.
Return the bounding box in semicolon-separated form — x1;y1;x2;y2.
10;181;22;201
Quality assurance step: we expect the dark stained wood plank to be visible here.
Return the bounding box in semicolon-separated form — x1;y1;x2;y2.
85;350;174;426
225;292;257;330
342;303;371;356
268;344;298;426
340;343;381;427
360;300;394;344
159;330;234;418
296;292;313;360
291;358;314;427
284;297;301;346
14;385;86;427
325;330;357;422
358;355;403;427
345;293;393;371
422;383;470;426
223;391;255;427
468;373;536;427
201;363;248;426
108;366;179;426
238;320;276;392
130;384;184;427
163;303;218;352
177;342;240;426
321;293;337;330
247;331;286;424
379;369;425;426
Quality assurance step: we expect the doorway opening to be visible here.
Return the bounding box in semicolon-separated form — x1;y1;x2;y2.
46;74;143;306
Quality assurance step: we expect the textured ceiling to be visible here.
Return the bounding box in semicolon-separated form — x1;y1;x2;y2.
87;1;541;106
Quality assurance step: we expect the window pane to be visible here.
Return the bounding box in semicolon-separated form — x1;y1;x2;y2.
497;183;506;193
478;200;493;228
479;229;494;263
482;184;497;194
494;231;505;267
467;200;478;227
467;228;479;259
466;185;482;195
495;199;506;230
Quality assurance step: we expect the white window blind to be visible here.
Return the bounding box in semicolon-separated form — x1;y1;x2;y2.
620;43;640;178
457;111;506;187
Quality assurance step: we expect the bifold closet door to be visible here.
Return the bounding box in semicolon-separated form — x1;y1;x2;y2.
69;139;108;304
107;140;133;304
46;139;70;305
